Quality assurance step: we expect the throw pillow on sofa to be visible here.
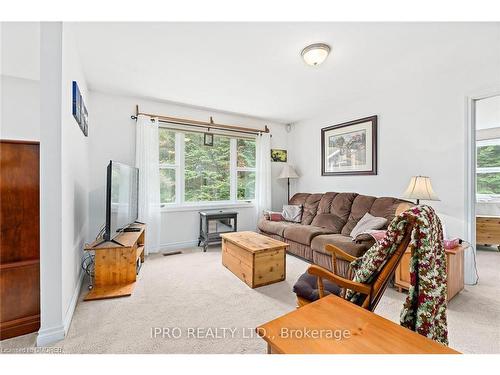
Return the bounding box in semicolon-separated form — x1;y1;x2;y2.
263;210;284;221
282;205;302;223
350;213;387;239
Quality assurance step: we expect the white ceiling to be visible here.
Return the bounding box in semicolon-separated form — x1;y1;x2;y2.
3;22;498;123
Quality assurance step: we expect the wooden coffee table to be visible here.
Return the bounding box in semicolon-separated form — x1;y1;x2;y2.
257;294;459;354
221;231;288;288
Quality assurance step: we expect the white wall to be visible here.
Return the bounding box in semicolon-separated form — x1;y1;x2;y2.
289;26;500;239
60;23;89;330
37;22;90;346
88;91;288;250
1;22;40;141
0;75;40;140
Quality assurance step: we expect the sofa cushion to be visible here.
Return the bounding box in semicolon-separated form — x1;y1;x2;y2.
283;225;334;246
301;193;323;225
311;233;375;258
293;272;341;302
257;217;297;237
370;197;408;225
289;193;310;206
330;192;358;220
310;213;345;233
317;192;337;213
341;194;377;235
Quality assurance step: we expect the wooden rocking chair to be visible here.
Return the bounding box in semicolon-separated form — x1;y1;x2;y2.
295;218;415;312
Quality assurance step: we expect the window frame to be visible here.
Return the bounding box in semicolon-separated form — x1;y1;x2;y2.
159;127;257;210
476;138;500;199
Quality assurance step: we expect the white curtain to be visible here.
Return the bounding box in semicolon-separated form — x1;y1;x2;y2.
135;115;161;255
256;133;272;217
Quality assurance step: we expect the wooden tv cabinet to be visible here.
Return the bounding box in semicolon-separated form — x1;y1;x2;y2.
84;223;146;301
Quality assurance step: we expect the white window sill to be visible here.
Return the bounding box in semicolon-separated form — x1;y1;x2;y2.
161;201;256;213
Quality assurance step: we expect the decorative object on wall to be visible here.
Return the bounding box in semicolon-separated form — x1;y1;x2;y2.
321;115;377;176
278;164;299;202
72;81;88;137
402;175;440;205
204;132;213;146
271;149;287;162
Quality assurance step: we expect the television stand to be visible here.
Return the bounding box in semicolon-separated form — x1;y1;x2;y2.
84;223;146;301
122;227;141;233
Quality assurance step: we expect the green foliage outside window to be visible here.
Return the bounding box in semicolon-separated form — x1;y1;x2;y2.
184;133;231;202
477;145;500;195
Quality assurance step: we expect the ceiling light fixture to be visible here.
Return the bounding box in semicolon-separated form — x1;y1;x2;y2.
301;43;331;66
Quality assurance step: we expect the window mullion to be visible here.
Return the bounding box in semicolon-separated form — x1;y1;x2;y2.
177;132;185;205
230;138;237;202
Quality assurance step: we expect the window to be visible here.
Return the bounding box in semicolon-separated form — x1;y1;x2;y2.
159;128;256;206
477;139;500;197
236;139;256;200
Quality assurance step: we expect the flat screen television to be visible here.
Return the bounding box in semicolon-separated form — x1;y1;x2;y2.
104;161;139;241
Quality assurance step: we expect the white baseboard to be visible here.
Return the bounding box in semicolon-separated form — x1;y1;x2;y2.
63;270;84;334
36;270;84;347
36;325;65;347
155;239;199;252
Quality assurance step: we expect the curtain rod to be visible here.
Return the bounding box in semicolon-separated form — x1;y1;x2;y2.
130;105;270;136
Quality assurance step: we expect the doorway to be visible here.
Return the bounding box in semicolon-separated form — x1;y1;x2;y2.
466;93;500;284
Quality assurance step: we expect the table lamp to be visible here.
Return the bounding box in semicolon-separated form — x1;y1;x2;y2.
402;175;440;205
278;165;299;202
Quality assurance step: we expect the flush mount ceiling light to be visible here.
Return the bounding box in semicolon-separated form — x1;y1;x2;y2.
301;43;331;66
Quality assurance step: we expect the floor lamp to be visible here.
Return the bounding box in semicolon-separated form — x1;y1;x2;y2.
278;165;299;203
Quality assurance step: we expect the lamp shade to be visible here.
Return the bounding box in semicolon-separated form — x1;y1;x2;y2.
402;176;440;201
278;165;299;179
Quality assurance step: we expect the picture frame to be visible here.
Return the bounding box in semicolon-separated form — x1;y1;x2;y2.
72;81;81;125
271;149;287;162
204;132;214;146
321;115;377;176
72;81;88;137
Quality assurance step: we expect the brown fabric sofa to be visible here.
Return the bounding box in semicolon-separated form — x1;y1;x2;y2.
258;192;412;271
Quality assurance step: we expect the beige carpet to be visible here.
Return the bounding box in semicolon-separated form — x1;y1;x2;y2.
2;247;499;354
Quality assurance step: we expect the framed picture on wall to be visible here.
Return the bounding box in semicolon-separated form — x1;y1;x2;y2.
72;81;89;137
271;149;287;162
321;115;377;176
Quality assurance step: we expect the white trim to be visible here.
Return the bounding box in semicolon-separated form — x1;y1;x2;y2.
36;270;84;346
63;270;84;335
465;88;500;285
156;240;199;252
161;201;255;213
36;325;65;347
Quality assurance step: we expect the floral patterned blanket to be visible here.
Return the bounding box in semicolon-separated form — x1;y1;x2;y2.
346;205;448;345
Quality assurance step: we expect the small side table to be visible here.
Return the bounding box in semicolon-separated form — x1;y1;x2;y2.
394;244;465;301
198;210;238;252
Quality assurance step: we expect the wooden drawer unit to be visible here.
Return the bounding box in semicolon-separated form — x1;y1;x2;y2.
476;215;500;249
221;231;288;288
395;244;465;301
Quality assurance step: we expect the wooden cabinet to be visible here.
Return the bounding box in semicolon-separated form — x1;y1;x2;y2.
394;244;465;301
476;216;500;249
84;224;145;301
0;140;40;340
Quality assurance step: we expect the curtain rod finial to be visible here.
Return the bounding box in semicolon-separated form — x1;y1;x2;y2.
265;125;270;133
135;105;139;117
